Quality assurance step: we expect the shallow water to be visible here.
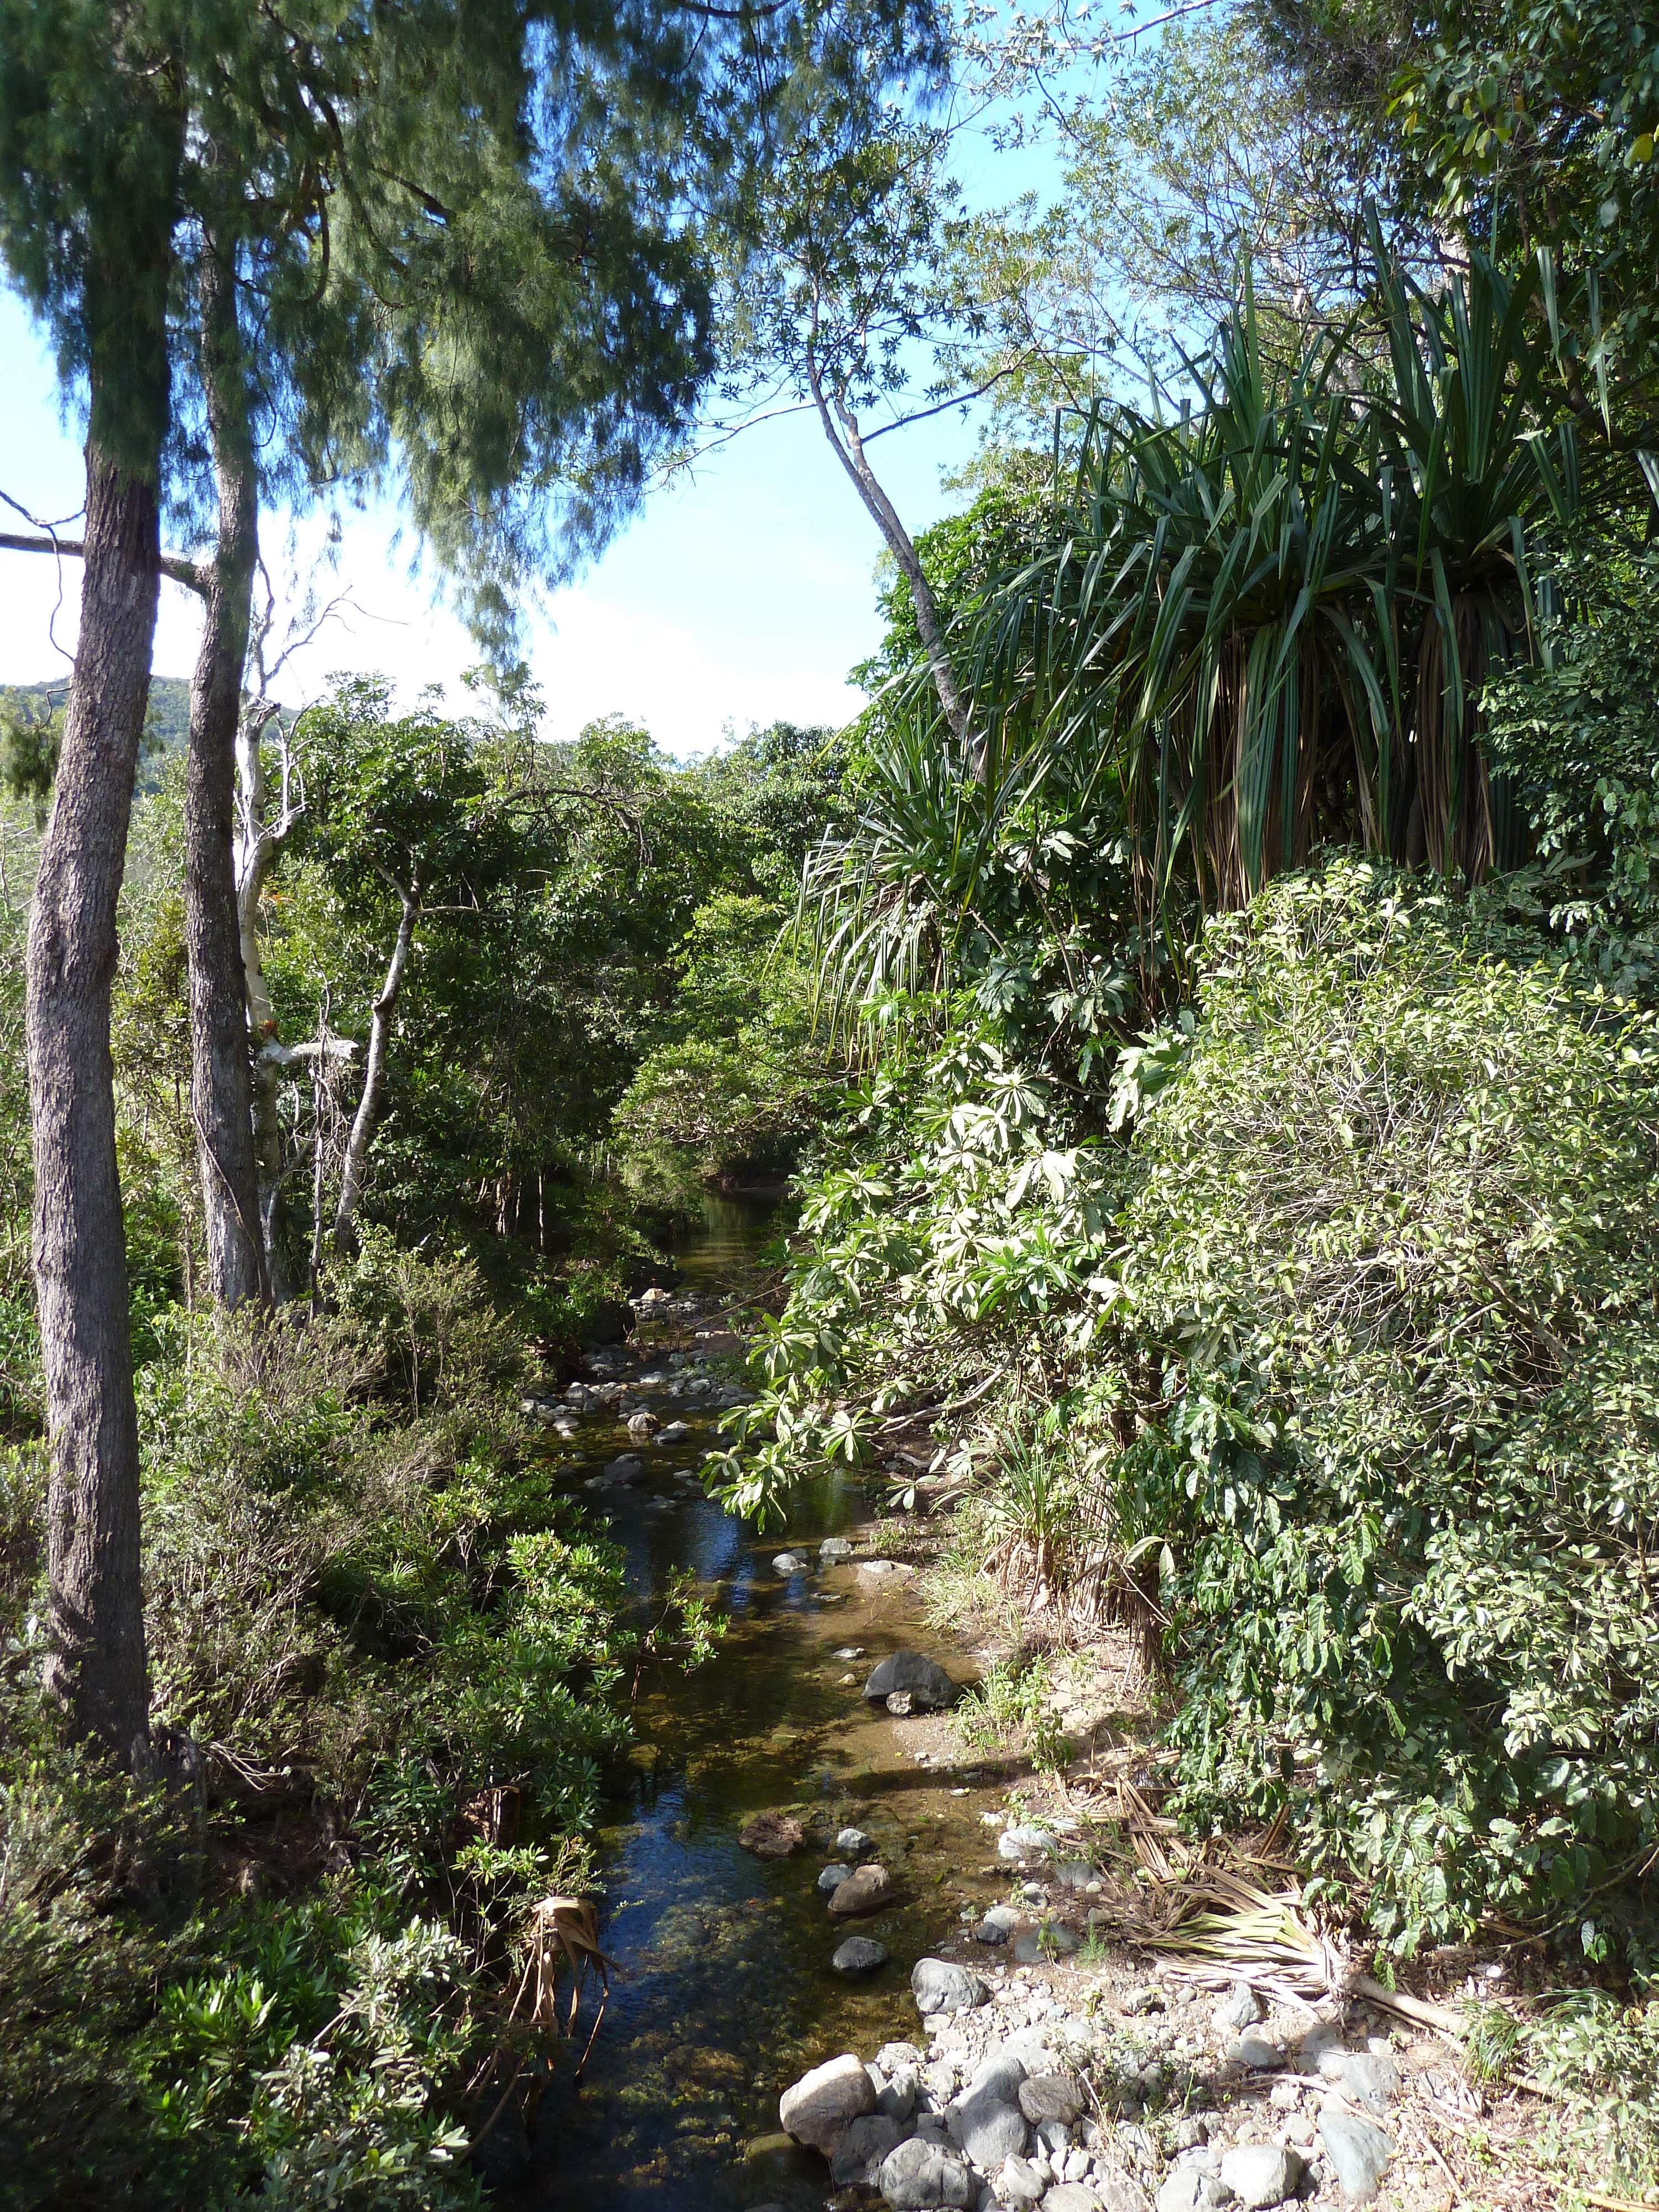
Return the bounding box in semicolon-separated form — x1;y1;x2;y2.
521;1195;1011;2210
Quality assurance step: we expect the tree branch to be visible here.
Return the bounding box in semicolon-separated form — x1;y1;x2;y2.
0;528;207;596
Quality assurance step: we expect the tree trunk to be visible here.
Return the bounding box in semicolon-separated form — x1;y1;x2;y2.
234;714;302;1299
805;355;979;762
186;240;268;1311
333;873;422;1251
28;439;159;1758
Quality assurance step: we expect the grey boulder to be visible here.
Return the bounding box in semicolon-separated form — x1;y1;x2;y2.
1096;2180;1152;2212
771;1552;807;1572
879;2137;976;2209
963;2048;1026;2105
820;1535;855;1562
975;1905;1022;1945
1318;2109;1393;2203
829;1863;894;1914
999;1823;1055;1861
1219;2142;1305;2207
863;1651;959;1710
1295;2020;1347;2067
818;1862;854;1893
837;1825;874;1856
910;1957;988;2016
1220;1981;1265;2030
833;1936;889;1975
1155;2172;1230;2212
998;2154;1046;2210
1043;2188;1105;2212
952;2049;1029;2167
1019;2074;1083;2127
779;2052;877;2154
879;2067;919;2123
603;1454;644;1480
1228;2031;1284;2070
957;2096;1026;2168
877;2040;925;2073
1051;1856;1097;1891
831;2113;905;2187
1318;2049;1399;2111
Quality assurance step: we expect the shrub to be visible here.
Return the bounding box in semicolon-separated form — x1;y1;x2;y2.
0;1250;635;2204
709;1012;1124;1525
1484;546;1659;998
614;892;837;1201
1522;1991;1659;2194
1120;864;1659;1963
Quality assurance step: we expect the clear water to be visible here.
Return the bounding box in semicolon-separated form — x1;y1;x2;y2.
517;1194;1008;2210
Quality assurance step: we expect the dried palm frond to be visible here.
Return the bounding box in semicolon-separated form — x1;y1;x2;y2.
1103;1867;1464;2041
469;1891;620;2143
1133;1868;1355;2015
520;1893;617;2040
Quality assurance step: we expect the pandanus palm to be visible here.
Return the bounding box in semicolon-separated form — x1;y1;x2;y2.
984;251;1575;910
797;670;993;1036
1372;246;1579;877
802;246;1580;1030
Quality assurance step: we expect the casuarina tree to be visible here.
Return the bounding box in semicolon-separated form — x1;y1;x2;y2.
0;0;942;1757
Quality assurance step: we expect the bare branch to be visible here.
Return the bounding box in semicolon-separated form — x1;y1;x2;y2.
859;358;1038;444
0;526;207;596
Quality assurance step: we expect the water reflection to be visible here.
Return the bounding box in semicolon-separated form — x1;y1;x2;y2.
521;1192;996;2211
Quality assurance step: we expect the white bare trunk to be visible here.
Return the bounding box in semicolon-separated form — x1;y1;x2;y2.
332;874;422;1250
804;354;979;763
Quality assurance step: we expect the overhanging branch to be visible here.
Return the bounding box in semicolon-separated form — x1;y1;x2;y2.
0;528;207;597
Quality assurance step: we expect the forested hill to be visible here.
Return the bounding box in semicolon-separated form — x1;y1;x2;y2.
4;674;191;770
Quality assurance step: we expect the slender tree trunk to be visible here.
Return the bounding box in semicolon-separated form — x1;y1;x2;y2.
234;712;302;1298
28;439;159;1758
186;240;268;1310
333;873;422;1250
805;354;978;759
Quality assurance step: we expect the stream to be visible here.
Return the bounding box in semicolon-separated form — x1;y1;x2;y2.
519;1194;1010;2211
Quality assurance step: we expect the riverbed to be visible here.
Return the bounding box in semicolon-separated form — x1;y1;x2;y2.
523;1196;1013;2210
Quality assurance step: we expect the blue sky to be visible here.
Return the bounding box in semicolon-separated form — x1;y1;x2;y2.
0;29;1104;757
0;279;985;760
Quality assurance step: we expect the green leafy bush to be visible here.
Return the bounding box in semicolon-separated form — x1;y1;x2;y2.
614;892;836;1198
743;861;1659;1973
0;1765;486;2212
1522;1992;1659;2194
1485;546;1659;997
0;1247;635;2204
1119;865;1659;1961
150;1896;483;2212
710;1010;1123;1524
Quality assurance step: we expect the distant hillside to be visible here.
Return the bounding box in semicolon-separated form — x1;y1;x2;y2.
3;675;192;789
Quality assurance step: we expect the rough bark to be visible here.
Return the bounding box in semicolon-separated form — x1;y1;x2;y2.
28;440;158;1757
333;872;422;1250
186;241;268;1310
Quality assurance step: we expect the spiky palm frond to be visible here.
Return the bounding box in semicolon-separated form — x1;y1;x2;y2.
799;247;1578;1036
794;667;998;1040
